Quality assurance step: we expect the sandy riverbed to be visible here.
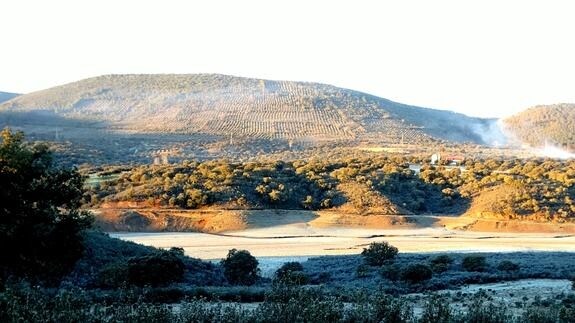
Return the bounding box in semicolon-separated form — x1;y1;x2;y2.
110;219;575;260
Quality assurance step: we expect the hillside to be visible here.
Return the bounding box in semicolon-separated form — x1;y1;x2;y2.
0;91;20;103
503;103;575;151
0;74;495;164
84;156;575;226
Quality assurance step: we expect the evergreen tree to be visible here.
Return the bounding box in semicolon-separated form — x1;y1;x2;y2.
0;128;92;285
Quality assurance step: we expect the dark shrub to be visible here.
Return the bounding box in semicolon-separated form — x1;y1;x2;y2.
127;251;185;287
143;287;185;303
401;264;433;283
96;262;129;288
381;264;402;281
430;255;453;265
430;254;453;273
431;262;449;274
561;293;575;305
317;272;332;284
462;255;487;272
356;264;369;278
169;247;185;257
221;249;259;285
275;262;303;277
277;271;308;286
361;242;398;266
275;262;308;285
215;287;265;302
497;260;520;272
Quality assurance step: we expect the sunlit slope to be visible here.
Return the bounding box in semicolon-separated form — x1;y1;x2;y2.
503;104;575;151
0;74;493;144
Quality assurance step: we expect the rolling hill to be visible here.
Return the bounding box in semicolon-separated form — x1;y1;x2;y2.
0;91;20;104
0;74;498;164
503;103;575;151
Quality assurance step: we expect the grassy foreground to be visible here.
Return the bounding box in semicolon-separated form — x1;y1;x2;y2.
2;282;575;322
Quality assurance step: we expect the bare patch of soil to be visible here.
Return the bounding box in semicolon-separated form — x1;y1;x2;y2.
93;208;247;233
93;206;575;234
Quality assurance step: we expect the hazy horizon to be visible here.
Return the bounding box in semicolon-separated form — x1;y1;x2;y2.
2;0;574;118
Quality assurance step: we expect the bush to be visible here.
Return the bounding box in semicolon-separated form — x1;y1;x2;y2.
457;291;512;322
279;271;308;286
430;255;453;265
361;242;398;266
401;264;433;283
312;272;332;284
256;285;344;322
369;292;414;322
143;287;185;303
462;255;487;272
127;251;185;287
420;294;452;323
430;255;453;273
275;262;308;285
221;249;259;285
497;260;520;272
275;262;303;277
96;262;129;288
380;264;402;281
356;264;370;278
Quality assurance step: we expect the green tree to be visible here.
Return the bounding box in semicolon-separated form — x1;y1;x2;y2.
430;254;453;273
127;251;185;287
221;249;259;285
361;242;399;266
401;263;432;283
275;262;308;285
0;128;92;284
497;260;520;273
462;255;487;272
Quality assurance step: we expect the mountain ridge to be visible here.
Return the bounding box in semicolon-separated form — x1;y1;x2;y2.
0;74;497;146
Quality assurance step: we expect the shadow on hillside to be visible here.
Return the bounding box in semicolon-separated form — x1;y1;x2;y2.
0;110;312;166
373;172;472;216
240;209;319;229
0;110;107;131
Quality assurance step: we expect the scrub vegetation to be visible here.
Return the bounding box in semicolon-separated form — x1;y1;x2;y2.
503;103;575;151
3;128;575;322
86;155;575;221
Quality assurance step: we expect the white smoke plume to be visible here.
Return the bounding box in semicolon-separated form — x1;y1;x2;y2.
534;143;575;159
467;119;511;147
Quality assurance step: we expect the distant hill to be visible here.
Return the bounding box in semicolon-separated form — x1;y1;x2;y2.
503;104;575;151
0;74;500;164
0;74;494;142
0;91;20;104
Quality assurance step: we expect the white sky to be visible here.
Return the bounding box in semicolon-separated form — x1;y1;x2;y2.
1;0;574;118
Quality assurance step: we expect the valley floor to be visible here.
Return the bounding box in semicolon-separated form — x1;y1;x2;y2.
110;209;575;261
